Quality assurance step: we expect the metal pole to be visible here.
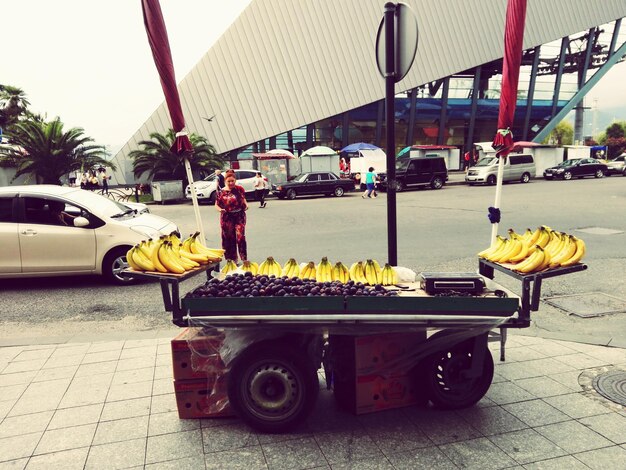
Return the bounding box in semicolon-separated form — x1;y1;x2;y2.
183;156;207;244
490;156;506;245
385;2;398;266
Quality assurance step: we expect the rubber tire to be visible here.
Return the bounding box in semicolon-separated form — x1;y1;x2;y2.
423;331;494;410
594;169;604;178
486;175;497;185
334;186;345;197
103;247;135;285
393;181;405;192
208;191;217;205
520;172;531;183
286;189;297;200
227;343;319;433
563;171;572;180
431;176;444;189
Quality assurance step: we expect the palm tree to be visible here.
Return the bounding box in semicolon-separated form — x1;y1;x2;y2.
0;85;31;133
0;117;113;184
129;129;223;181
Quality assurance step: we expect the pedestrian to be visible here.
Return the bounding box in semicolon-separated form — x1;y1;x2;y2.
215;169;248;263
100;168;109;194
89;171;99;190
80;173;87;189
215;169;225;191
463;151;471;171
362;167;378;198
253;172;267;208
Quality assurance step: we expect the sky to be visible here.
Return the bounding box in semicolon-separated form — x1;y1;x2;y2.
3;0;626;153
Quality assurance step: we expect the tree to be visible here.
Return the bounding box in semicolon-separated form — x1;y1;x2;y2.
0;85;30;133
605;137;626;158
0;117;113;184
605;122;626;139
128;129;223;181
542;121;573;145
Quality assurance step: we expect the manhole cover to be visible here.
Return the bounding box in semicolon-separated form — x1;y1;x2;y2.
576;227;624;235
592;370;626;406
543;292;626;318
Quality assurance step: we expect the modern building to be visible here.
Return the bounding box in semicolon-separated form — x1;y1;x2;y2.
112;0;626;183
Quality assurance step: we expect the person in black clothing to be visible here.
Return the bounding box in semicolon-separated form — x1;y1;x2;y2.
215;169;225;191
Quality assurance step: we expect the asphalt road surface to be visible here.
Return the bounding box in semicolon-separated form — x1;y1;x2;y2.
1;176;624;344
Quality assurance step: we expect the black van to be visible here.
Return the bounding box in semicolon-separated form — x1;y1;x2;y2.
379;156;448;191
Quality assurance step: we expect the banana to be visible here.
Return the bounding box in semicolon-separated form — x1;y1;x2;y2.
283;259;299;278
349;261;367;283
131;244;157;271
148;239;169;273
126;247;142;271
179;248;210;264
190;234;224;260
514;246;545;274
241;260;259;275
548;235;576;268
560;237;586;267
364;259;382;285
316;257;332;282
220;259;238;275
332;262;350;283
535;246;552;272
271;258;283;277
486;239;510;262
536;227;551;249
158;242;185;274
497;237;523;263
521;228;534;244
301;261;316;280
478;235;506;259
380;264;398;286
509;237;530;263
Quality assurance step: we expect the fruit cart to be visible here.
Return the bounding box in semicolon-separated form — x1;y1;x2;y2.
131;259;587;433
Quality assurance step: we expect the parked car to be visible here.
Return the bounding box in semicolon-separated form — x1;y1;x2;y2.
606;155;626;176
185;170;267;204
273;172;354;199
379;155;448;191
0;185;179;284
466;154;536;185
543;158;608;180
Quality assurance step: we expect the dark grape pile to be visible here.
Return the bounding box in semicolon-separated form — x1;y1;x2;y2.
187;272;398;298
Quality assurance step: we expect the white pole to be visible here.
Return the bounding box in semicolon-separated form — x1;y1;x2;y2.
490;155;506;245
183;156;207;245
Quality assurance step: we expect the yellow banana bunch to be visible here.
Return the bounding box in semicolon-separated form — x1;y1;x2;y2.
495;230;524;263
282;258;300;278
486;238;511;262
241;260;259;275
157;241;185;274
300;261;317;280
380;264;398;286
126;247;144;271
332;262;350;283
364;259;383;285
185;232;224;261
514;246;546;274
560;236;586;267
316;257;333;282
478;235;506;259
221;259;238;275
258;257;282;277
349;261;368;284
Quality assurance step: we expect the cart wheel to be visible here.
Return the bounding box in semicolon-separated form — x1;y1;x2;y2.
423;331;494;409
227;343;319;433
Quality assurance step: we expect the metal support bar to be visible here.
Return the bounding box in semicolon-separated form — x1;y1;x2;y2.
523;46;541;140
407;87;417;146
437;77;450;145
609;18;622;58
462;332;488;379
342;111;350;148
466;66;481;153
550;37;569;119
499;327;507;362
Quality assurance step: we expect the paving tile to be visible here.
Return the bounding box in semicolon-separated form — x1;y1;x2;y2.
0;347;24;363
500;346;548;363
439;436;516;470
48;403;104;430
74;360;118;377
146;429;204;464
535;420;613;454
125;338;159;349
549;370;584;391
305;392;362;434
152;378;174;396
13;349;54;363
386;446;457;469
106;379;153;402
579;413;626;444
485;381;537;405
81;350;121;365
148;411;200;436
111;367;155;385
262;437;325;469
84;437;146;469
155;354;173;367
41;354;84;370
0;432;42;461
153;365;172;380
553;353;612;370
456;405;528;436
148;456;209;470
255;428;310;445
93;415;149;445
101;396;151;421
24;447;89;470
150;393;178;414
501;399;570;427
32;365;78;383
86;341;125;354
47;345;89;359
0;400;16;421
119;345;158;360
543;393;612;419
315;430;382;465
330;454;395;469
584;346;626;365
34;423;96;455
0;371;37;387
2;359;47;374
522;455;591;470
363;418;432;454
8;378;71;416
0;458;27;469
0;383;28;402
117;356;157;372
573;445;626;470
528;341;579;357
488;428;567;465
201;423;259;453
57;374;113;409
406;408;481;445
513;376;575;398
0;411;53;439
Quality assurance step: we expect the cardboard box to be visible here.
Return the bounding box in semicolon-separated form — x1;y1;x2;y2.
174;376;234;419
171;328;225;381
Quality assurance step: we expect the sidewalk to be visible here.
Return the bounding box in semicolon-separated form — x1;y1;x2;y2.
1;332;624;469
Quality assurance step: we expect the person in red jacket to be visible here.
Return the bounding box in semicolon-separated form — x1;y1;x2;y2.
215;170;248;263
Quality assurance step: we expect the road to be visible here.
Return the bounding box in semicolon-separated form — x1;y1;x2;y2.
1;176;625;344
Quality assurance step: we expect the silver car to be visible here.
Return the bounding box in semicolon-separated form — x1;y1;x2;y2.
606;155;626;176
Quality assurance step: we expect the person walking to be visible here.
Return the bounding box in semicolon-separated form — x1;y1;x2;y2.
215;170;248;263
215;169;225;192
362;167;378;198
253;172;267;208
99;168;109;194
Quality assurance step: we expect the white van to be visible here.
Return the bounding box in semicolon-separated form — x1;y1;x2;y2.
465;154;536;185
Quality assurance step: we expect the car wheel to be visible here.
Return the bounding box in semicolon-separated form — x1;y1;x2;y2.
623;168;626;176
208;191;217;205
486;175;497;185
227;343;319;433
520;172;531;183
393;181;405;192
594;169;605;178
563;171;572;180
431;176;444;189
103;247;136;285
334;187;345;197
286;189;297;200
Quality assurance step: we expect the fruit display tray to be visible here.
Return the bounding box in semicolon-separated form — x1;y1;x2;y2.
124;265;215;280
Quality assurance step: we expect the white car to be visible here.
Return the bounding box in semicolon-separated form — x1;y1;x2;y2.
185;170;267;203
0;185;179;284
